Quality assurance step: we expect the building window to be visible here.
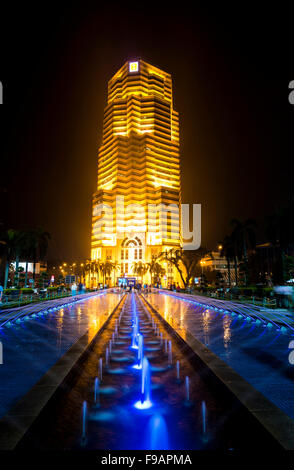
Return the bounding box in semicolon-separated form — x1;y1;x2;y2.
121;249;124;260
139;249;142;260
125;249;129;260
134;249;138;260
121;263;123;273
125;263;128;273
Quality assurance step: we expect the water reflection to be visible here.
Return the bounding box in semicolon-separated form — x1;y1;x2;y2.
223;316;232;348
146;292;294;421
0;292;122;419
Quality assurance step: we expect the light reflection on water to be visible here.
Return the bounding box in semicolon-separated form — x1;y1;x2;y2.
0;293;122;419
145;292;294;420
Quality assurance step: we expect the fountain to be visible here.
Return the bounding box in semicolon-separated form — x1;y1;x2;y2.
202;401;207;439
134;357;152;409
131;317;139;349
176;360;181;382
133;334;144;369
105;347;109;367
148;414;169;450
99;358;103;381
94;377;100;406
185;376;190;403
168;340;172;365
81;401;87;445
164;338;168;353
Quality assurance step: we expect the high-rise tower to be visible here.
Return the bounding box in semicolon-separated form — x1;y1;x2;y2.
91;59;181;286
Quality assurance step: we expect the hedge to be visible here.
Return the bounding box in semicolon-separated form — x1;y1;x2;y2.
4;288;20;295
20;288;34;294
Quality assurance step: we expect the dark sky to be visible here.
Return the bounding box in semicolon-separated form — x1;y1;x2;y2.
0;2;293;262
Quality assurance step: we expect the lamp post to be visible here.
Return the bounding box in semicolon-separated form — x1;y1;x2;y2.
200;260;206;288
200;260;205;276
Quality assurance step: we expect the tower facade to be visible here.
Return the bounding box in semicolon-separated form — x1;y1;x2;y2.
91;60;181;286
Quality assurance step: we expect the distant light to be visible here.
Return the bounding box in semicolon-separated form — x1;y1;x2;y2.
129;61;139;73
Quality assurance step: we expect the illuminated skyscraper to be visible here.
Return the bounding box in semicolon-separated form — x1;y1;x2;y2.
91;59;181;285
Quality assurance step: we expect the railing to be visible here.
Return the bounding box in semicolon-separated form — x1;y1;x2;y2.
0;289;97;309
157;289;294;333
0;290;109;328
178;289;278;309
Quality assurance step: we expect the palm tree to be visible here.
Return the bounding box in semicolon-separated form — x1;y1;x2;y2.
160;247;208;289
20;230;37;287
146;256;165;284
153;262;166;284
27;228;51;287
112;261;120;286
92;260;101;287
220;235;235;288
84;259;93;287
265;203;294;283
99;261;117;286
146;256;160;284
230;218;256;286
0;229;24;289
132;261;148;282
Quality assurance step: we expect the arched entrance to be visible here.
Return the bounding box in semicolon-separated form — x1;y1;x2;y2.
120;237;143;276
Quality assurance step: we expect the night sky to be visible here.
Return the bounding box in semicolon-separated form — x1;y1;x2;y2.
0;3;293;262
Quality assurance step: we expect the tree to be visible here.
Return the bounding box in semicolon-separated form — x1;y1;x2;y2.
160;248;208;289
146;255;164;284
92;260;101;286
152;263;165;284
230;218;256;286
84;259;93;286
19;230;37;287
38;271;49;289
25;228;51;287
111;261;120;286
0;229;24;289
99;261;118;286
265;203;294;283
220;235;235;288
284;255;294;282
132;261;148;282
18;266;25;287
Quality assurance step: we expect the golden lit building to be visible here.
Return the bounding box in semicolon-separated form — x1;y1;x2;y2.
91;59;181;286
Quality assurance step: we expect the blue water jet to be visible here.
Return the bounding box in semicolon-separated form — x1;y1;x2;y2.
133;334;144;369
147;414;169;450
134;357;152;409
94;377;100;406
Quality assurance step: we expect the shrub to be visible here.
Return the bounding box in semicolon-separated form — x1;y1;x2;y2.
4;288;20;295
20;288;34;294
